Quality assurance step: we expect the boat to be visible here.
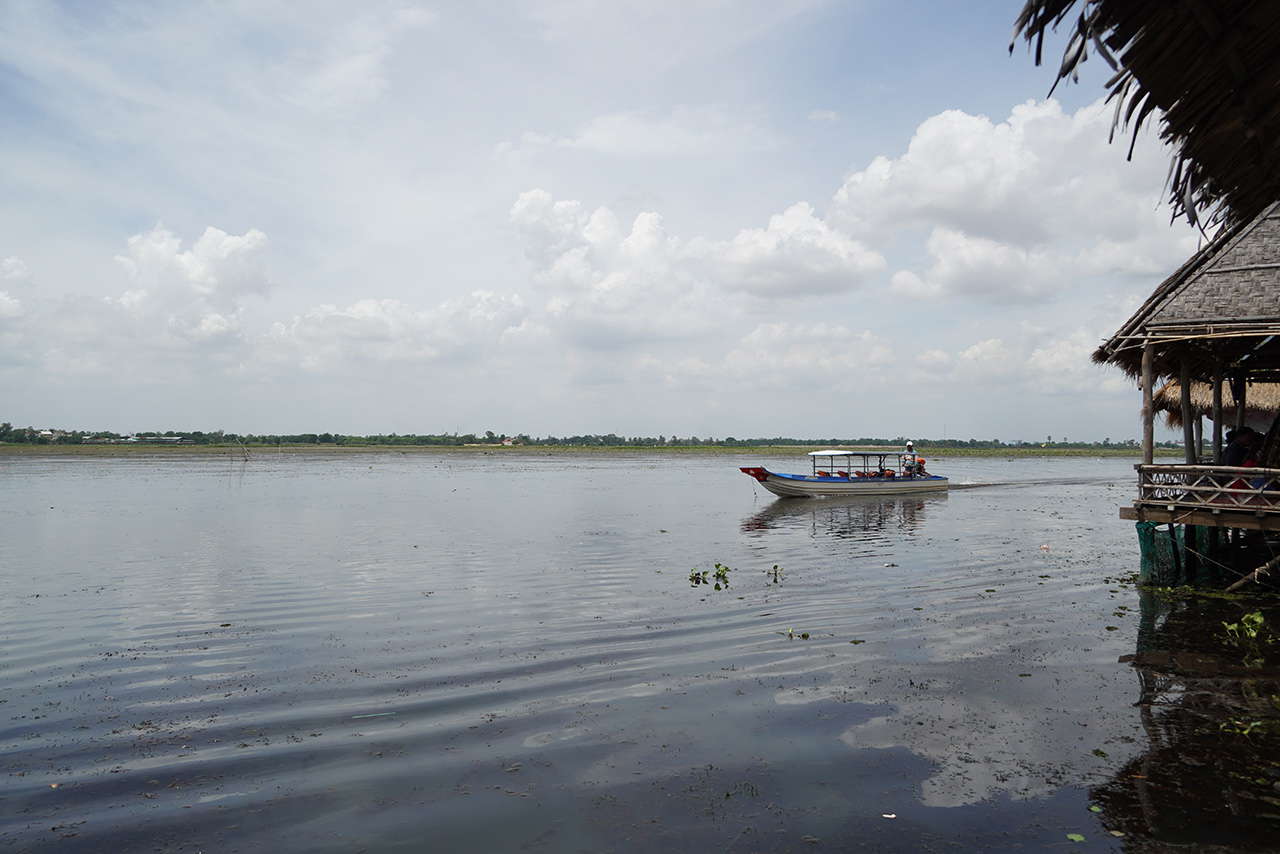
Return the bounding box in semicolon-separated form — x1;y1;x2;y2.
740;449;948;497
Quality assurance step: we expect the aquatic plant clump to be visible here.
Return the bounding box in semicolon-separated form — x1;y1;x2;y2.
1222;611;1274;669
689;562;737;590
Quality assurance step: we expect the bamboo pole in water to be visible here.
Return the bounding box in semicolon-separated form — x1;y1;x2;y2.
1226;553;1280;592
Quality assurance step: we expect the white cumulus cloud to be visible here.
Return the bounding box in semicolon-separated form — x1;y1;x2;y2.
261;291;528;373
723;322;895;387
112;224;270;343
3;256;32;285
832;98;1196;304
512;190;883;347
0;291;23;320
689;202;884;297
511;189;721;345
900;227;1067;303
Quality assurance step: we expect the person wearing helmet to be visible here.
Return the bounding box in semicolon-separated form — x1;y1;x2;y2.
903;440;921;476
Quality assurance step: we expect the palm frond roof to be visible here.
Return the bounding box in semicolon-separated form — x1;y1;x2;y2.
1013;0;1280;231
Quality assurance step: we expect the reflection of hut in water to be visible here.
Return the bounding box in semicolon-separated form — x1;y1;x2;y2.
1014;1;1280;588
1090;592;1280;848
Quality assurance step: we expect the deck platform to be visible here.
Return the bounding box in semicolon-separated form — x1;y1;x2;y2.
1121;464;1280;532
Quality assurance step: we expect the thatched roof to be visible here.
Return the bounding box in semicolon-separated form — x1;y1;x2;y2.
1093;201;1280;381
1013;0;1280;231
1152;379;1280;429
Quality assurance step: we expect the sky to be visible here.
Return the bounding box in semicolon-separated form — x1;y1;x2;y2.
0;0;1205;441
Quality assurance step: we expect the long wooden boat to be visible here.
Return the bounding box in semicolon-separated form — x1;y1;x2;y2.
741;450;948;497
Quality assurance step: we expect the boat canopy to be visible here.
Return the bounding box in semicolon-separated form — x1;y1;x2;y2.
807;449;914;458
804;448;925;479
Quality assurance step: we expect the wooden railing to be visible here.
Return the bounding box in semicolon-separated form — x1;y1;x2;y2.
1136;464;1280;511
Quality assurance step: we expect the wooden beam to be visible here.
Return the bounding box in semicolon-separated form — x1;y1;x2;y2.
1120;504;1280;533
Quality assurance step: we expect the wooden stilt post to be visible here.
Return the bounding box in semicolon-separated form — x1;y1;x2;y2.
1210;366;1224;573
1181;360;1195;464
1212;366;1224;463
1142;342;1155;466
1180;360;1199;582
1235;373;1248;432
1168;522;1182;583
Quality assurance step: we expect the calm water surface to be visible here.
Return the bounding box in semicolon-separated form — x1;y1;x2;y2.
2;450;1277;852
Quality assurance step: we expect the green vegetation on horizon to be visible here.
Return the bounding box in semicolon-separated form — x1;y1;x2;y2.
0;421;1181;451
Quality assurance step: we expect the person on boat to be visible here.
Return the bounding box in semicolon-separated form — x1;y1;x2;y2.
902;440;924;476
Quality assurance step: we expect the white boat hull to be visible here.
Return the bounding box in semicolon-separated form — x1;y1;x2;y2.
742;467;949;497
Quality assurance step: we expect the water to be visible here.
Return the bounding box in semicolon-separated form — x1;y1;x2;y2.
2;449;1277;852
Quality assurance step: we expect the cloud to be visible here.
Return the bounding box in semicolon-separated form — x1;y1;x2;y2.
273;5;436;116
8;225;272;382
832;98;1196;304
116;226;271;300
832;106;1034;242
914;348;952;372
807;110;840;124
511;189;721;345
724;322;895;385
0;258;26;322
511;190;883;343
614;321;896;391
689;202;884;297
889;270;938;300
906;324;1115;398
560;111;726;157
112;224;270;343
19;221;532;384
0;292;22;321
3;256;32;286
957;337;1019;375
510;105;775;159
893;227;1066;303
260;290;527;373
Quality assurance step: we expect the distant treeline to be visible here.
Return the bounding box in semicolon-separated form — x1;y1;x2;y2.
0;422;1180;449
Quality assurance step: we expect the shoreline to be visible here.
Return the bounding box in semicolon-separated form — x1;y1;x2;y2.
0;442;1174;458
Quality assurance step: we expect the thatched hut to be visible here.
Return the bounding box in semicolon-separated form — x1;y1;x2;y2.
1153;381;1280;432
1083;202;1280;546
1092;201;1280;466
1013;2;1280;547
